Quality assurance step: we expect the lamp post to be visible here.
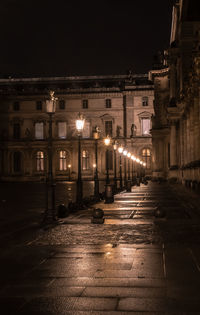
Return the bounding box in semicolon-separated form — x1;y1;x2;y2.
104;136;114;203
118;146;123;191
113;141;117;193
136;158;140;186
123;149;127;188
104;136;111;184
43;90;57;224
131;155;135;185
93;128;100;200
68;164;71;181
76;113;85;205
126;152;131;192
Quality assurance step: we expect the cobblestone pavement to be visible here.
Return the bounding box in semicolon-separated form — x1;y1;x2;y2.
1;182;200;314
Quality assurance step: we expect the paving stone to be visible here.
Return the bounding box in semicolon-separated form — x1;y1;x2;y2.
82;286;166;298
118;297;167;311
72;297;117;311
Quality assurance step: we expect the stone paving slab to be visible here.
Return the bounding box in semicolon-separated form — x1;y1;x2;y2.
1;182;200;314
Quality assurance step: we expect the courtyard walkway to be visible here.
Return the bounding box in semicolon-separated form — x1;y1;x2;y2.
0;182;200;314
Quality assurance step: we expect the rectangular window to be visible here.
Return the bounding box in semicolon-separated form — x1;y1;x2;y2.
82;150;89;170
36;101;42;110
141;118;150;135
58;122;67;139
59;100;65;110
106;98;112;108
13;101;20;111
36;151;44;171
35;122;44;139
142;96;148;106
82;99;88;109
82;121;90;138
105;121;112;137
13;123;20;139
59;151;67;171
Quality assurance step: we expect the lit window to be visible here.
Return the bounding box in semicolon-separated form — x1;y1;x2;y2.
142;148;151;169
82;150;89;170
58;122;67;139
105;99;112;108
141;118;150;135
59;150;67;171
82;121;90;138
105;121;112;137
36;151;44;171
82;99;88;109
142;97;148;106
35;122;44;139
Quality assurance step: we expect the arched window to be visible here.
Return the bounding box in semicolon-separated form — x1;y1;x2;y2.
82;150;89;170
59;150;67;171
141;148;151;169
13;151;21;172
36;151;44;171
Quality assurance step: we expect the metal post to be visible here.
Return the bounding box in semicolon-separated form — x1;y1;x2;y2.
131;159;134;184
76;134;83;204
94;139;100;199
119;155;123;190
124;156;127;188
106;148;110;184
113;148;117;192
128;158;130;180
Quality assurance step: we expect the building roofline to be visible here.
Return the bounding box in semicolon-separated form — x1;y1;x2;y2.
0;73;148;83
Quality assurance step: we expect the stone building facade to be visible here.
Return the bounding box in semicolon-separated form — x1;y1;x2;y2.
150;0;200;188
0;74;154;183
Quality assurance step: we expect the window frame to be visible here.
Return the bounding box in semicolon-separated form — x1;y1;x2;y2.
35;122;44;140
59;100;65;110
82;99;88;109
59;150;67;171
36;151;44;171
82;150;89;170
105;98;112;108
142;96;148;106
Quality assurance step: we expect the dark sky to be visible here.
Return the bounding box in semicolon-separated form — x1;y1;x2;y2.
0;0;175;77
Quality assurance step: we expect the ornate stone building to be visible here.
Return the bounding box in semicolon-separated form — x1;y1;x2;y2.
150;0;200;188
0;74;154;182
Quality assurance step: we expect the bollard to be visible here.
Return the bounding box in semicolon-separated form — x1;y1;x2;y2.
126;180;132;192
104;184;114;204
91;208;104;224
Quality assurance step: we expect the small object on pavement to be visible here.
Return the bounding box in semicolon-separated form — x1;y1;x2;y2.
91;208;104;224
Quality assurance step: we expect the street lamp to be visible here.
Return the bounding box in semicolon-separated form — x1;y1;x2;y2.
113;141;118;193
126;152;132;192
104;136;111;184
76;113;85;205
118;145;123;190
93;127;100;200
123;149;127;188
42;90;57;224
68;164;71;181
131;155;136;185
104;136;114;203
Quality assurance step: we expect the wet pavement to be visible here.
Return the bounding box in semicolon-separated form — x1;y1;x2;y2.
0;181;200;314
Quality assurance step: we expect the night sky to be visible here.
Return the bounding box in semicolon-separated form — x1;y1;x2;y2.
0;0;175;78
